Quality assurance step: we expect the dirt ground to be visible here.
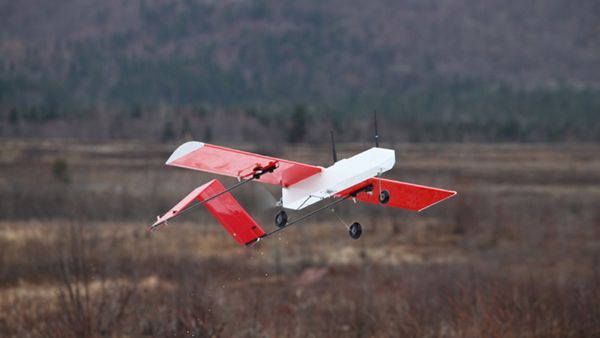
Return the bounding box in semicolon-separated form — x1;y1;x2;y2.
1;140;599;337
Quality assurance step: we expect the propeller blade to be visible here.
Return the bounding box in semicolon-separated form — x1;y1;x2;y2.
251;184;279;211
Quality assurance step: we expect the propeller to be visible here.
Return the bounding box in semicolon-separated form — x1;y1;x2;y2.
250;183;280;212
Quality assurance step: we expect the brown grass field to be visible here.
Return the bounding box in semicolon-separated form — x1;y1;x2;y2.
1;140;599;337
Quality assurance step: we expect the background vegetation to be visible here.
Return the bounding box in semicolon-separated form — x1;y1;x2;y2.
1;141;599;337
1;0;600;142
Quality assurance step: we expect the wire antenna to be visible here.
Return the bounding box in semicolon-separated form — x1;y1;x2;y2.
374;110;380;147
330;130;338;164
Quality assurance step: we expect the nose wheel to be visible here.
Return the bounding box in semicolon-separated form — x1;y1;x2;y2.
349;222;362;239
274;210;288;228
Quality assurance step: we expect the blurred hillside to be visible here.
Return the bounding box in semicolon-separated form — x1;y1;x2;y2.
1;0;600;142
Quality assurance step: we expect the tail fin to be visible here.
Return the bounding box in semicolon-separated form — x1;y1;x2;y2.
151;179;265;245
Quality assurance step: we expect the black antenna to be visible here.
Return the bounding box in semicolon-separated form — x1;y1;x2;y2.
374;110;380;147
330;130;338;164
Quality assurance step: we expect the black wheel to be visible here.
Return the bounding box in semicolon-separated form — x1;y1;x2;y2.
349;222;362;239
275;210;288;228
378;190;390;204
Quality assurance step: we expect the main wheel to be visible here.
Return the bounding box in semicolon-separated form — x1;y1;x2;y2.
349;222;362;239
378;190;390;204
274;210;288;228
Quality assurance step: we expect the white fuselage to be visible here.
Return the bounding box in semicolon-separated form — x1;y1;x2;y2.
281;147;395;210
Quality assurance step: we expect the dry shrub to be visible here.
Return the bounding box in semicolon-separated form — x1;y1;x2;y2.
51;224;136;338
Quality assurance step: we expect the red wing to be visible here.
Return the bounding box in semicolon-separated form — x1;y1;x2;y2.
152;179;265;246
336;177;456;212
166;142;322;187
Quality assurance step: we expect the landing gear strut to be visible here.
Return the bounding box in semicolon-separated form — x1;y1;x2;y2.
261;184;373;241
274;210;288;228
349;222;362;239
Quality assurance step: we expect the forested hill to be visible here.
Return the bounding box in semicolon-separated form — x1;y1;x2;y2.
1;0;599;142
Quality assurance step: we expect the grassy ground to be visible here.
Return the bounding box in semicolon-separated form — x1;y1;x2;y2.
0;140;599;337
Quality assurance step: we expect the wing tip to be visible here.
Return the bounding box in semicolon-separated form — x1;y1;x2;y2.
166;141;205;165
417;190;457;212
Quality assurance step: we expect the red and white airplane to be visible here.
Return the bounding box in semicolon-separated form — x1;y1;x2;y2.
150;128;456;246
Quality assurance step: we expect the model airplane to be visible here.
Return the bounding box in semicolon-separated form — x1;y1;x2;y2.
149;119;456;246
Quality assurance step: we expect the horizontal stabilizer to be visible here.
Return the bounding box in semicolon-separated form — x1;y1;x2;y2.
151;179;265;245
336;178;456;212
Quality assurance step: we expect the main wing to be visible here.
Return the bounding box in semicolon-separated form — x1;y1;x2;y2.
335;177;456;212
165;141;322;187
